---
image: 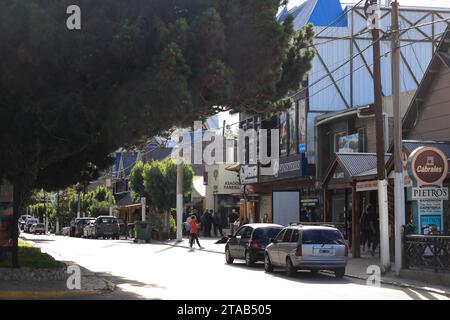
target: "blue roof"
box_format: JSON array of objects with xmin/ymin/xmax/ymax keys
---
[
  {"xmin": 278, "ymin": 0, "xmax": 348, "ymax": 29},
  {"xmin": 113, "ymin": 153, "xmax": 122, "ymax": 178},
  {"xmin": 122, "ymin": 153, "xmax": 138, "ymax": 177}
]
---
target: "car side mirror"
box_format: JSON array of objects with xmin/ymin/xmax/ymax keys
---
[{"xmin": 269, "ymin": 238, "xmax": 277, "ymax": 243}]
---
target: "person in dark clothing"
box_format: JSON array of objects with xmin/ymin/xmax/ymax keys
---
[
  {"xmin": 300, "ymin": 209, "xmax": 308, "ymax": 222},
  {"xmin": 360, "ymin": 204, "xmax": 373, "ymax": 253},
  {"xmin": 212, "ymin": 211, "xmax": 223, "ymax": 237},
  {"xmin": 203, "ymin": 210, "xmax": 213, "ymax": 237},
  {"xmin": 367, "ymin": 204, "xmax": 379, "ymax": 256}
]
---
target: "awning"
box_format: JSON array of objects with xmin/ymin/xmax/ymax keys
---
[{"xmin": 225, "ymin": 163, "xmax": 241, "ymax": 172}]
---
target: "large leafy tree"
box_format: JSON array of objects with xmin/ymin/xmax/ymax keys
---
[
  {"xmin": 130, "ymin": 160, "xmax": 193, "ymax": 235},
  {"xmin": 0, "ymin": 0, "xmax": 314, "ymax": 265}
]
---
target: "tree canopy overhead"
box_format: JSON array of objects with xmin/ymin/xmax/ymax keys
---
[{"xmin": 0, "ymin": 0, "xmax": 314, "ymax": 193}]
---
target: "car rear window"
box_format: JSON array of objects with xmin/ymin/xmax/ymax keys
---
[
  {"xmin": 302, "ymin": 229, "xmax": 345, "ymax": 245},
  {"xmin": 252, "ymin": 227, "xmax": 283, "ymax": 240},
  {"xmin": 98, "ymin": 218, "xmax": 117, "ymax": 224}
]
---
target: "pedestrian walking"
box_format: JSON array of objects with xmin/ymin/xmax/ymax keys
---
[
  {"xmin": 213, "ymin": 211, "xmax": 223, "ymax": 237},
  {"xmin": 189, "ymin": 215, "xmax": 203, "ymax": 250},
  {"xmin": 204, "ymin": 210, "xmax": 213, "ymax": 237}
]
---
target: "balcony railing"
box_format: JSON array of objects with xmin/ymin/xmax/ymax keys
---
[{"xmin": 404, "ymin": 234, "xmax": 450, "ymax": 273}]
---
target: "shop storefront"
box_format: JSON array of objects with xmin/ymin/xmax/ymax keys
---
[
  {"xmin": 205, "ymin": 164, "xmax": 241, "ymax": 225},
  {"xmin": 249, "ymin": 153, "xmax": 315, "ymax": 226}
]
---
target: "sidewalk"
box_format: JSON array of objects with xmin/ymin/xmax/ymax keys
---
[
  {"xmin": 0, "ymin": 265, "xmax": 115, "ymax": 299},
  {"xmin": 158, "ymin": 236, "xmax": 450, "ymax": 297}
]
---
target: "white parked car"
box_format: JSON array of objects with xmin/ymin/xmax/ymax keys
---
[
  {"xmin": 62, "ymin": 227, "xmax": 71, "ymax": 236},
  {"xmin": 83, "ymin": 221, "xmax": 96, "ymax": 239},
  {"xmin": 264, "ymin": 225, "xmax": 348, "ymax": 278}
]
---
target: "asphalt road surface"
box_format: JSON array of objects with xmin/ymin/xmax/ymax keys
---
[{"xmin": 21, "ymin": 233, "xmax": 448, "ymax": 300}]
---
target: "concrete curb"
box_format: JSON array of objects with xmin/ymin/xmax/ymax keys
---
[
  {"xmin": 0, "ymin": 290, "xmax": 100, "ymax": 299},
  {"xmin": 16, "ymin": 237, "xmax": 117, "ymax": 296},
  {"xmin": 332, "ymin": 272, "xmax": 450, "ymax": 298}
]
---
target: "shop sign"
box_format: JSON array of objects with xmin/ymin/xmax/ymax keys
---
[
  {"xmin": 407, "ymin": 147, "xmax": 449, "ymax": 234},
  {"xmin": 260, "ymin": 153, "xmax": 307, "ymax": 182},
  {"xmin": 224, "ymin": 181, "xmax": 240, "ymax": 190},
  {"xmin": 407, "ymin": 147, "xmax": 448, "ymax": 186},
  {"xmin": 411, "ymin": 187, "xmax": 448, "ymax": 201},
  {"xmin": 356, "ymin": 181, "xmax": 378, "ymax": 192},
  {"xmin": 240, "ymin": 165, "xmax": 258, "ymax": 185},
  {"xmin": 420, "ymin": 215, "xmax": 442, "ymax": 234}
]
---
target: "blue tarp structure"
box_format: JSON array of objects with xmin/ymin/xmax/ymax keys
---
[{"xmin": 277, "ymin": 0, "xmax": 348, "ymax": 29}]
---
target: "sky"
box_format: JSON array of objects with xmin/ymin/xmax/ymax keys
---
[{"xmin": 286, "ymin": 0, "xmax": 450, "ymax": 9}]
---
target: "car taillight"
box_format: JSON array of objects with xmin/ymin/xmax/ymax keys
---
[
  {"xmin": 296, "ymin": 244, "xmax": 302, "ymax": 256},
  {"xmin": 250, "ymin": 240, "xmax": 260, "ymax": 251},
  {"xmin": 345, "ymin": 244, "xmax": 349, "ymax": 257}
]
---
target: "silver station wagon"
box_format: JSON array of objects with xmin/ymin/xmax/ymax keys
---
[{"xmin": 264, "ymin": 225, "xmax": 348, "ymax": 278}]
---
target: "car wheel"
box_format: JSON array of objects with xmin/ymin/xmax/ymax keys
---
[
  {"xmin": 225, "ymin": 247, "xmax": 234, "ymax": 264},
  {"xmin": 264, "ymin": 254, "xmax": 273, "ymax": 273},
  {"xmin": 334, "ymin": 268, "xmax": 346, "ymax": 278},
  {"xmin": 286, "ymin": 257, "xmax": 296, "ymax": 277},
  {"xmin": 245, "ymin": 250, "xmax": 255, "ymax": 267}
]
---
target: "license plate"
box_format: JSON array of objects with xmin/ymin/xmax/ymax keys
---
[{"xmin": 319, "ymin": 249, "xmax": 330, "ymax": 254}]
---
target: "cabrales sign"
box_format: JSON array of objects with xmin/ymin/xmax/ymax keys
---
[{"xmin": 408, "ymin": 147, "xmax": 448, "ymax": 186}]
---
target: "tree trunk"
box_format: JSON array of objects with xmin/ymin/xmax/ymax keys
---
[
  {"xmin": 163, "ymin": 210, "xmax": 169, "ymax": 239},
  {"xmin": 12, "ymin": 178, "xmax": 34, "ymax": 268}
]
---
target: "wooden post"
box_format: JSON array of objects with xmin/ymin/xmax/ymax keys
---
[
  {"xmin": 323, "ymin": 189, "xmax": 328, "ymax": 222},
  {"xmin": 352, "ymin": 184, "xmax": 361, "ymax": 258}
]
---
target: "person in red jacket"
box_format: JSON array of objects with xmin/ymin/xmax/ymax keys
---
[{"xmin": 189, "ymin": 215, "xmax": 204, "ymax": 250}]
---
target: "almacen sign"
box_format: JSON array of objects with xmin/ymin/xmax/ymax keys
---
[{"xmin": 407, "ymin": 147, "xmax": 449, "ymax": 234}]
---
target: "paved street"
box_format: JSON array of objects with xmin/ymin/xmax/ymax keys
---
[{"xmin": 19, "ymin": 233, "xmax": 448, "ymax": 300}]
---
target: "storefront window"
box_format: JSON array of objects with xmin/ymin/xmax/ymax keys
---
[
  {"xmin": 279, "ymin": 112, "xmax": 288, "ymax": 156},
  {"xmin": 298, "ymin": 99, "xmax": 307, "ymax": 148},
  {"xmin": 289, "ymin": 105, "xmax": 297, "ymax": 155}
]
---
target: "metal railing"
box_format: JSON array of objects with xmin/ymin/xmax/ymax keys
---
[{"xmin": 404, "ymin": 234, "xmax": 450, "ymax": 273}]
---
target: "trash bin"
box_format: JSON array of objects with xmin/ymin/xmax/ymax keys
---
[{"xmin": 134, "ymin": 221, "xmax": 152, "ymax": 243}]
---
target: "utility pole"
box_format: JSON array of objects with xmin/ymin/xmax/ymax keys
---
[
  {"xmin": 176, "ymin": 161, "xmax": 184, "ymax": 242},
  {"xmin": 366, "ymin": 0, "xmax": 390, "ymax": 272},
  {"xmin": 107, "ymin": 168, "xmax": 113, "ymax": 217},
  {"xmin": 76, "ymin": 183, "xmax": 82, "ymax": 219},
  {"xmin": 391, "ymin": 0, "xmax": 405, "ymax": 276}
]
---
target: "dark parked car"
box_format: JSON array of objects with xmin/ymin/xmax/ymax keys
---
[
  {"xmin": 24, "ymin": 218, "xmax": 39, "ymax": 233},
  {"xmin": 94, "ymin": 216, "xmax": 120, "ymax": 240},
  {"xmin": 225, "ymin": 223, "xmax": 284, "ymax": 267}
]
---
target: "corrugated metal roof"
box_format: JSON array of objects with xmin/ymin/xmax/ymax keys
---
[
  {"xmin": 336, "ymin": 153, "xmax": 391, "ymax": 178},
  {"xmin": 284, "ymin": 0, "xmax": 348, "ymax": 29},
  {"xmin": 403, "ymin": 141, "xmax": 450, "ymax": 159},
  {"xmin": 114, "ymin": 192, "xmax": 135, "ymax": 207},
  {"xmin": 122, "ymin": 153, "xmax": 138, "ymax": 177},
  {"xmin": 147, "ymin": 148, "xmax": 173, "ymax": 163},
  {"xmin": 113, "ymin": 153, "xmax": 121, "ymax": 178}
]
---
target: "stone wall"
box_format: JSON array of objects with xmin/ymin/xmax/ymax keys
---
[{"xmin": 0, "ymin": 266, "xmax": 68, "ymax": 281}]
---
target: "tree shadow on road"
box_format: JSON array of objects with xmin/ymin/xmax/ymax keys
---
[{"xmin": 225, "ymin": 261, "xmax": 355, "ymax": 285}]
